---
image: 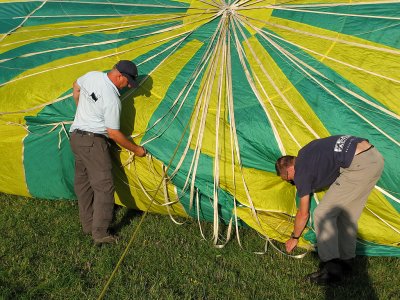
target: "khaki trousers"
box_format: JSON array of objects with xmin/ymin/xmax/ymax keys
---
[
  {"xmin": 314, "ymin": 147, "xmax": 384, "ymax": 262},
  {"xmin": 70, "ymin": 131, "xmax": 114, "ymax": 239}
]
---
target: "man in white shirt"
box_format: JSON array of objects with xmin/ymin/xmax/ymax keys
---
[{"xmin": 70, "ymin": 60, "xmax": 146, "ymax": 245}]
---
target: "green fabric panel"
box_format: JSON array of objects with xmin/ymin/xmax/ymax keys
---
[
  {"xmin": 0, "ymin": 2, "xmax": 42, "ymax": 34},
  {"xmin": 272, "ymin": 3, "xmax": 400, "ymax": 48},
  {"xmin": 355, "ymin": 241, "xmax": 400, "ymax": 257},
  {"xmin": 304, "ymin": 229, "xmax": 400, "ymax": 256},
  {"xmin": 255, "ymin": 31, "xmax": 400, "ymax": 212},
  {"xmin": 24, "ymin": 96, "xmax": 76, "ymax": 200},
  {"xmin": 23, "ymin": 1, "xmax": 189, "ymax": 26},
  {"xmin": 0, "ymin": 22, "xmax": 181, "ymax": 83},
  {"xmin": 230, "ymin": 41, "xmax": 281, "ymax": 173}
]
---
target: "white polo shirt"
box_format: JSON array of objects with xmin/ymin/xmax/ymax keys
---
[{"xmin": 70, "ymin": 71, "xmax": 121, "ymax": 135}]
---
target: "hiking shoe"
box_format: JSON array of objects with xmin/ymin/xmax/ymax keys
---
[{"xmin": 94, "ymin": 235, "xmax": 118, "ymax": 246}]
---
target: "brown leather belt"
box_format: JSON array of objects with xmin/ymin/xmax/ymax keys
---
[{"xmin": 74, "ymin": 129, "xmax": 107, "ymax": 139}]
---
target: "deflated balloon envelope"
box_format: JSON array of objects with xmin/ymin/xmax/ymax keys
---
[{"xmin": 0, "ymin": 0, "xmax": 399, "ymax": 256}]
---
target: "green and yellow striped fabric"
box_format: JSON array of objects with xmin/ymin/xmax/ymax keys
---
[{"xmin": 1, "ymin": 0, "xmax": 399, "ymax": 256}]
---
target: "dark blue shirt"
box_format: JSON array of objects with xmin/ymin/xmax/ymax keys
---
[{"xmin": 294, "ymin": 135, "xmax": 365, "ymax": 198}]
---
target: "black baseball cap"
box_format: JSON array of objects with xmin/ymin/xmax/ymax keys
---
[{"xmin": 115, "ymin": 60, "xmax": 138, "ymax": 87}]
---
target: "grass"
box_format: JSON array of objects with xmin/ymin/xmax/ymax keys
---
[{"xmin": 0, "ymin": 192, "xmax": 399, "ymax": 300}]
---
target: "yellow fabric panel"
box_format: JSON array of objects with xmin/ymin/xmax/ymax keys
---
[
  {"xmin": 0, "ymin": 121, "xmax": 30, "ymax": 196},
  {"xmin": 187, "ymin": 47, "xmax": 229, "ymax": 157},
  {"xmin": 122, "ymin": 40, "xmax": 203, "ymax": 141},
  {"xmin": 0, "ymin": 25, "xmax": 203, "ymax": 124},
  {"xmin": 244, "ymin": 36, "xmax": 330, "ymax": 154},
  {"xmin": 113, "ymin": 151, "xmax": 188, "ymax": 217},
  {"xmin": 268, "ymin": 16, "xmax": 400, "ymax": 115},
  {"xmin": 273, "ymin": 0, "xmax": 381, "ymax": 4},
  {"xmin": 236, "ymin": 207, "xmax": 314, "ymax": 250},
  {"xmin": 0, "ymin": 14, "xmax": 185, "ymax": 54},
  {"xmin": 222, "ymin": 168, "xmax": 297, "ymax": 215},
  {"xmin": 358, "ymin": 190, "xmax": 400, "ymax": 247},
  {"xmin": 235, "ymin": 1, "xmax": 274, "ymax": 36}
]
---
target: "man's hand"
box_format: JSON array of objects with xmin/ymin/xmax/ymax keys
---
[
  {"xmin": 107, "ymin": 128, "xmax": 147, "ymax": 158},
  {"xmin": 135, "ymin": 146, "xmax": 147, "ymax": 157},
  {"xmin": 285, "ymin": 238, "xmax": 299, "ymax": 253}
]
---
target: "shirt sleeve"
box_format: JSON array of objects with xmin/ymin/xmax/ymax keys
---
[{"xmin": 295, "ymin": 170, "xmax": 313, "ymax": 198}]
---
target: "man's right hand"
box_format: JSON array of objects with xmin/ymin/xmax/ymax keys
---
[
  {"xmin": 107, "ymin": 128, "xmax": 147, "ymax": 157},
  {"xmin": 135, "ymin": 146, "xmax": 147, "ymax": 157}
]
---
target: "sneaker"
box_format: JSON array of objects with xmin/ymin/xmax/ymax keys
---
[{"xmin": 94, "ymin": 235, "xmax": 118, "ymax": 246}]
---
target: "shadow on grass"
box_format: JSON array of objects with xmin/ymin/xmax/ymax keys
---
[
  {"xmin": 111, "ymin": 205, "xmax": 143, "ymax": 234},
  {"xmin": 324, "ymin": 256, "xmax": 377, "ymax": 299}
]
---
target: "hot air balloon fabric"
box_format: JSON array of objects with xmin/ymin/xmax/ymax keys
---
[{"xmin": 0, "ymin": 0, "xmax": 399, "ymax": 256}]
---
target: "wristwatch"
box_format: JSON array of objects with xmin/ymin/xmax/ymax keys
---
[{"xmin": 290, "ymin": 232, "xmax": 300, "ymax": 239}]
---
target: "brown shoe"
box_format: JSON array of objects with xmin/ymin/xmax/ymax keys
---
[{"xmin": 94, "ymin": 235, "xmax": 118, "ymax": 246}]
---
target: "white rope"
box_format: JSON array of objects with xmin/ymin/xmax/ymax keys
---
[
  {"xmin": 337, "ymin": 86, "xmax": 400, "ymax": 120},
  {"xmin": 241, "ymin": 5, "xmax": 400, "ymax": 21},
  {"xmin": 241, "ymin": 14, "xmax": 400, "ymax": 56},
  {"xmin": 132, "ymin": 11, "xmax": 228, "ymax": 144},
  {"xmin": 0, "ymin": 13, "xmax": 191, "ymax": 48},
  {"xmin": 232, "ymin": 16, "xmax": 312, "ymax": 146},
  {"xmin": 0, "ymin": 27, "xmax": 196, "ymax": 88},
  {"xmin": 242, "ymin": 19, "xmax": 400, "ymax": 122},
  {"xmin": 195, "ymin": 188, "xmax": 208, "ymax": 240},
  {"xmin": 162, "ymin": 165, "xmax": 186, "ymax": 225},
  {"xmin": 0, "ymin": 0, "xmax": 48, "ymax": 42},
  {"xmin": 365, "ymin": 206, "xmax": 400, "ymax": 235},
  {"xmin": 239, "ymin": 13, "xmax": 400, "ymax": 148},
  {"xmin": 251, "ymin": 26, "xmax": 400, "ymax": 85},
  {"xmin": 225, "ymin": 26, "xmax": 244, "ymax": 249},
  {"xmin": 236, "ymin": 16, "xmax": 320, "ymax": 140},
  {"xmin": 6, "ymin": 14, "xmax": 187, "ymax": 34},
  {"xmin": 375, "ymin": 186, "xmax": 400, "ymax": 204},
  {"xmin": 168, "ymin": 14, "xmax": 228, "ymax": 184},
  {"xmin": 276, "ymin": 1, "xmax": 400, "ymax": 8}
]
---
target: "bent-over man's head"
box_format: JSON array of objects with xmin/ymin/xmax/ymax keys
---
[{"xmin": 275, "ymin": 155, "xmax": 296, "ymax": 182}]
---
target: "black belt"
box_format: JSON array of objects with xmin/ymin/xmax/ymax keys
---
[
  {"xmin": 74, "ymin": 129, "xmax": 107, "ymax": 139},
  {"xmin": 356, "ymin": 145, "xmax": 374, "ymax": 156}
]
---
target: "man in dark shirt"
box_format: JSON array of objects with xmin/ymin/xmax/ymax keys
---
[{"xmin": 275, "ymin": 135, "xmax": 384, "ymax": 284}]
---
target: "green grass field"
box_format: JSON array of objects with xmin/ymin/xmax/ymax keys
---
[{"xmin": 1, "ymin": 193, "xmax": 399, "ymax": 300}]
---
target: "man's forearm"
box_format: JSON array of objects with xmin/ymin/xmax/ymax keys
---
[
  {"xmin": 292, "ymin": 211, "xmax": 309, "ymax": 238},
  {"xmin": 292, "ymin": 195, "xmax": 310, "ymax": 238},
  {"xmin": 107, "ymin": 129, "xmax": 145, "ymax": 156},
  {"xmin": 285, "ymin": 195, "xmax": 310, "ymax": 253}
]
